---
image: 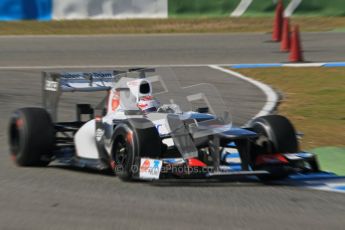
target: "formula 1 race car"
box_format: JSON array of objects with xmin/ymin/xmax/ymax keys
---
[{"xmin": 8, "ymin": 67, "xmax": 320, "ymax": 181}]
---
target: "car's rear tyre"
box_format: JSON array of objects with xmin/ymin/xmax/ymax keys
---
[
  {"xmin": 250, "ymin": 115, "xmax": 299, "ymax": 181},
  {"xmin": 8, "ymin": 108, "xmax": 55, "ymax": 166},
  {"xmin": 112, "ymin": 118, "xmax": 162, "ymax": 181}
]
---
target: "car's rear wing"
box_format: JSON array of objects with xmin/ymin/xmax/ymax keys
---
[
  {"xmin": 42, "ymin": 71, "xmax": 121, "ymax": 93},
  {"xmin": 42, "ymin": 68, "xmax": 156, "ymax": 121},
  {"xmin": 42, "ymin": 70, "xmax": 122, "ymax": 121}
]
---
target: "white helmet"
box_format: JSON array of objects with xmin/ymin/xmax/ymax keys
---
[{"xmin": 137, "ymin": 96, "xmax": 160, "ymax": 113}]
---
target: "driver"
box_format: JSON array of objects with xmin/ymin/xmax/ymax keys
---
[{"xmin": 137, "ymin": 96, "xmax": 160, "ymax": 113}]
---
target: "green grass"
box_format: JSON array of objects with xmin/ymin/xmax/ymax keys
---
[
  {"xmin": 311, "ymin": 147, "xmax": 345, "ymax": 175},
  {"xmin": 333, "ymin": 27, "xmax": 345, "ymax": 32},
  {"xmin": 232, "ymin": 67, "xmax": 345, "ymax": 150},
  {"xmin": 0, "ymin": 17, "xmax": 344, "ymax": 35}
]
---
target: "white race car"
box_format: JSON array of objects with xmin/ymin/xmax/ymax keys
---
[{"xmin": 8, "ymin": 67, "xmax": 320, "ymax": 181}]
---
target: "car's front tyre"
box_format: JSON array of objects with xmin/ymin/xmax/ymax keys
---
[
  {"xmin": 250, "ymin": 115, "xmax": 299, "ymax": 181},
  {"xmin": 111, "ymin": 118, "xmax": 162, "ymax": 181}
]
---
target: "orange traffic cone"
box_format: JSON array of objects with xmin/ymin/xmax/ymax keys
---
[
  {"xmin": 272, "ymin": 0, "xmax": 284, "ymax": 42},
  {"xmin": 281, "ymin": 18, "xmax": 291, "ymax": 52},
  {"xmin": 289, "ymin": 25, "xmax": 304, "ymax": 62}
]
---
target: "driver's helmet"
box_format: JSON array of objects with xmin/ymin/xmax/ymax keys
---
[{"xmin": 137, "ymin": 96, "xmax": 160, "ymax": 112}]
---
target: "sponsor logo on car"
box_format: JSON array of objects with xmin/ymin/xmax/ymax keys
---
[
  {"xmin": 95, "ymin": 128, "xmax": 104, "ymax": 141},
  {"xmin": 162, "ymin": 158, "xmax": 185, "ymax": 165},
  {"xmin": 154, "ymin": 119, "xmax": 170, "ymax": 135},
  {"xmin": 139, "ymin": 158, "xmax": 162, "ymax": 180},
  {"xmin": 45, "ymin": 80, "xmax": 58, "ymax": 91}
]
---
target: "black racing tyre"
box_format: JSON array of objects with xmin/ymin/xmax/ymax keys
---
[
  {"xmin": 8, "ymin": 108, "xmax": 55, "ymax": 166},
  {"xmin": 250, "ymin": 115, "xmax": 299, "ymax": 154},
  {"xmin": 250, "ymin": 115, "xmax": 299, "ymax": 180},
  {"xmin": 112, "ymin": 118, "xmax": 162, "ymax": 181}
]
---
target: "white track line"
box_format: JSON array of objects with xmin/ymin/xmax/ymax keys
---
[
  {"xmin": 0, "ymin": 63, "xmax": 236, "ymax": 70},
  {"xmin": 230, "ymin": 0, "xmax": 253, "ymax": 17},
  {"xmin": 283, "ymin": 63, "xmax": 326, "ymax": 67},
  {"xmin": 284, "ymin": 0, "xmax": 302, "ymax": 17},
  {"xmin": 208, "ymin": 65, "xmax": 278, "ymax": 123},
  {"xmin": 0, "ymin": 65, "xmax": 118, "ymax": 70},
  {"xmin": 1, "ymin": 62, "xmax": 340, "ymax": 70}
]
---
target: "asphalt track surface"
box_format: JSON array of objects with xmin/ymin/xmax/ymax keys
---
[
  {"xmin": 0, "ymin": 33, "xmax": 344, "ymax": 230},
  {"xmin": 0, "ymin": 32, "xmax": 345, "ymax": 67}
]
